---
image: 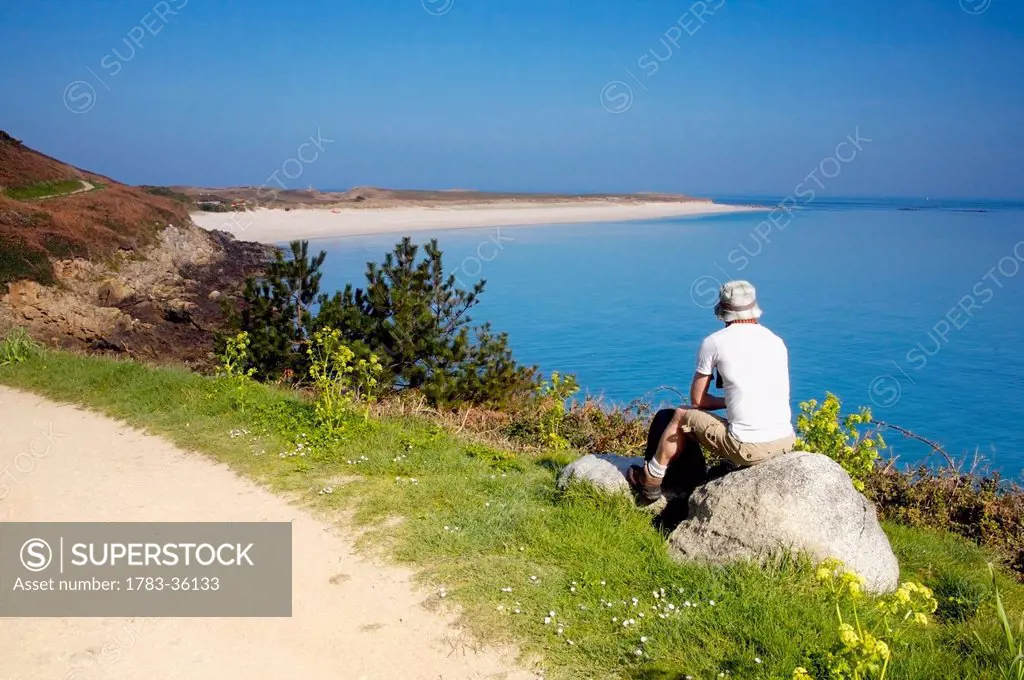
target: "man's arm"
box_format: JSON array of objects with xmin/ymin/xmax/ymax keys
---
[{"xmin": 690, "ymin": 372, "xmax": 726, "ymax": 411}]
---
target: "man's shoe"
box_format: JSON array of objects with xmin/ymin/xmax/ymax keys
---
[{"xmin": 626, "ymin": 464, "xmax": 663, "ymax": 503}]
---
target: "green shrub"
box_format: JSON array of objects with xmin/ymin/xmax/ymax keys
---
[
  {"xmin": 558, "ymin": 398, "xmax": 650, "ymax": 454},
  {"xmin": 195, "ymin": 201, "xmax": 232, "ymax": 212},
  {"xmin": 795, "ymin": 393, "xmax": 884, "ymax": 491},
  {"xmin": 536, "ymin": 371, "xmax": 578, "ymax": 449},
  {"xmin": 215, "ymin": 331, "xmax": 256, "ymax": 412},
  {"xmin": 0, "ymin": 327, "xmax": 42, "ymax": 365},
  {"xmin": 866, "ymin": 465, "xmax": 1024, "ymax": 580},
  {"xmin": 141, "ymin": 186, "xmax": 192, "ymax": 203},
  {"xmin": 502, "ymin": 375, "xmax": 649, "ymax": 453},
  {"xmin": 306, "ymin": 327, "xmax": 382, "ymax": 431},
  {"xmin": 216, "ymin": 331, "xmax": 256, "ymax": 379}
]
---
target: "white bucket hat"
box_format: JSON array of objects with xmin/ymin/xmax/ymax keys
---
[{"xmin": 714, "ymin": 280, "xmax": 763, "ymax": 322}]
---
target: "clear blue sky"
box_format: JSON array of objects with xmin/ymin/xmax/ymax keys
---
[{"xmin": 2, "ymin": 0, "xmax": 1022, "ymax": 198}]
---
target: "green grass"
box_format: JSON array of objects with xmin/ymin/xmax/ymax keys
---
[
  {"xmin": 1, "ymin": 348, "xmax": 1022, "ymax": 679},
  {"xmin": 3, "ymin": 179, "xmax": 84, "ymax": 200}
]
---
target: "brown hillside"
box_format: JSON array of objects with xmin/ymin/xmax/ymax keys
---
[
  {"xmin": 0, "ymin": 130, "xmax": 87, "ymax": 189},
  {"xmin": 0, "ymin": 131, "xmax": 192, "ymax": 285},
  {"xmin": 0, "ymin": 132, "xmax": 270, "ymax": 366}
]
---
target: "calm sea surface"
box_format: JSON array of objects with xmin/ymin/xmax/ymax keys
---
[{"xmin": 310, "ymin": 199, "xmax": 1024, "ymax": 477}]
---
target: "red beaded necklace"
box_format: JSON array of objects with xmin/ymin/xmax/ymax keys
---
[{"xmin": 726, "ymin": 319, "xmax": 759, "ymax": 326}]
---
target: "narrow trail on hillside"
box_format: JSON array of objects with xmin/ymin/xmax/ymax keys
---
[
  {"xmin": 30, "ymin": 179, "xmax": 95, "ymax": 200},
  {"xmin": 0, "ymin": 386, "xmax": 531, "ymax": 680}
]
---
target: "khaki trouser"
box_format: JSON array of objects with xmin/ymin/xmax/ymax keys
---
[{"xmin": 678, "ymin": 409, "xmax": 795, "ymax": 467}]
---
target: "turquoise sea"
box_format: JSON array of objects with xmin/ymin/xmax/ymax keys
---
[{"xmin": 312, "ymin": 199, "xmax": 1024, "ymax": 477}]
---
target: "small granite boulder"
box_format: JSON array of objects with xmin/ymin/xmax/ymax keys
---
[
  {"xmin": 556, "ymin": 453, "xmax": 640, "ymax": 495},
  {"xmin": 556, "ymin": 454, "xmax": 695, "ymax": 513},
  {"xmin": 666, "ymin": 452, "xmax": 899, "ymax": 593}
]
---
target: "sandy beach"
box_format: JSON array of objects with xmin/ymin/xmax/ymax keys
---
[{"xmin": 190, "ymin": 200, "xmax": 758, "ymax": 244}]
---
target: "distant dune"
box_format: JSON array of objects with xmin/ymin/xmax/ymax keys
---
[
  {"xmin": 191, "ymin": 200, "xmax": 759, "ymax": 244},
  {"xmin": 173, "ymin": 184, "xmax": 706, "ymax": 210},
  {"xmin": 182, "ymin": 184, "xmax": 761, "ymax": 243}
]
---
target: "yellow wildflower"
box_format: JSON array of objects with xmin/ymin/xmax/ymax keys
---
[
  {"xmin": 838, "ymin": 623, "xmax": 860, "ymax": 649},
  {"xmin": 841, "ymin": 572, "xmax": 865, "ymax": 598}
]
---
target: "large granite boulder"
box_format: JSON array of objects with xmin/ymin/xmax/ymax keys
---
[
  {"xmin": 558, "ymin": 451, "xmax": 899, "ymax": 594},
  {"xmin": 666, "ymin": 452, "xmax": 899, "ymax": 593}
]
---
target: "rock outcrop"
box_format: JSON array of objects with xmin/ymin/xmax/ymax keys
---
[{"xmin": 1, "ymin": 226, "xmax": 271, "ymax": 365}]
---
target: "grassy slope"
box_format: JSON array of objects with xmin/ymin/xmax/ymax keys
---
[
  {"xmin": 3, "ymin": 179, "xmax": 85, "ymax": 201},
  {"xmin": 1, "ymin": 350, "xmax": 1021, "ymax": 680}
]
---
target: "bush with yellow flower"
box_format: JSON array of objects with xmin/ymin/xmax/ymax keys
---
[{"xmin": 794, "ymin": 559, "xmax": 937, "ymax": 679}]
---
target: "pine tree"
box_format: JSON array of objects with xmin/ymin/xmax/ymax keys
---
[
  {"xmin": 232, "ymin": 240, "xmax": 325, "ymax": 378},
  {"xmin": 230, "ymin": 237, "xmax": 536, "ymax": 405},
  {"xmin": 317, "ymin": 237, "xmax": 537, "ymax": 405}
]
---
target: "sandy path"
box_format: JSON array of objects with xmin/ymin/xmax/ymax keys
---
[
  {"xmin": 0, "ymin": 386, "xmax": 532, "ymax": 680},
  {"xmin": 191, "ymin": 201, "xmax": 759, "ymax": 244}
]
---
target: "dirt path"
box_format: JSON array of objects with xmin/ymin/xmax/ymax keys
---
[
  {"xmin": 70, "ymin": 180, "xmax": 95, "ymax": 195},
  {"xmin": 0, "ymin": 386, "xmax": 532, "ymax": 680}
]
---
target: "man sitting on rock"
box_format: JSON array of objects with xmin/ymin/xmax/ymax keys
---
[{"xmin": 627, "ymin": 280, "xmax": 796, "ymax": 503}]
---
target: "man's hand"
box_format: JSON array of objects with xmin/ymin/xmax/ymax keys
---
[{"xmin": 689, "ymin": 372, "xmax": 726, "ymax": 411}]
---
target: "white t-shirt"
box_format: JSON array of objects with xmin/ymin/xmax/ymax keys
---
[{"xmin": 695, "ymin": 324, "xmax": 795, "ymax": 443}]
